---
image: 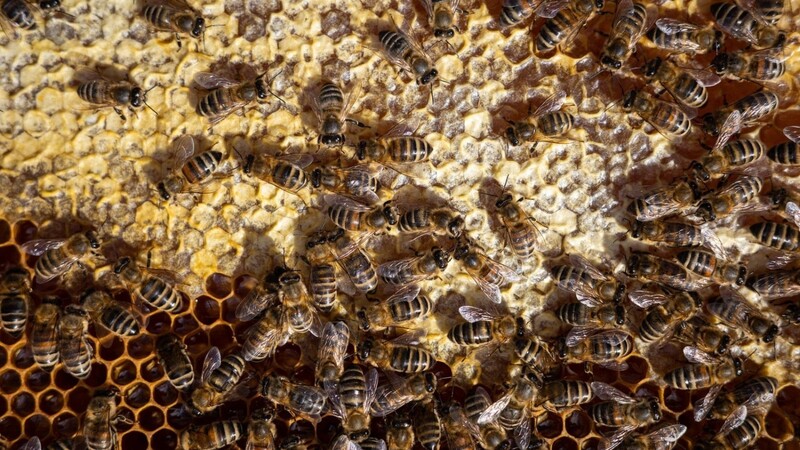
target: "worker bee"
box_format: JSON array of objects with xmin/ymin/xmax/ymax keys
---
[
  {"xmin": 0, "ymin": 266, "xmax": 30, "ymax": 338},
  {"xmin": 22, "ymin": 230, "xmax": 100, "ymax": 284},
  {"xmin": 242, "ymin": 152, "xmax": 313, "ymax": 196},
  {"xmin": 748, "ymin": 220, "xmax": 800, "ymax": 252},
  {"xmin": 397, "ymin": 207, "xmax": 465, "ymax": 239},
  {"xmin": 194, "ymin": 68, "xmax": 284, "ymax": 126},
  {"xmin": 188, "ymin": 347, "xmax": 247, "ymax": 415},
  {"xmin": 303, "ymin": 229, "xmax": 342, "ymax": 307},
  {"xmin": 155, "ymin": 135, "xmax": 224, "ymax": 201},
  {"xmin": 629, "ymin": 288, "xmax": 702, "ymax": 343},
  {"xmin": 378, "ymin": 246, "xmax": 451, "ymax": 285},
  {"xmin": 326, "ymin": 364, "xmax": 378, "ymax": 443},
  {"xmin": 260, "ymin": 374, "xmax": 328, "ymax": 421},
  {"xmin": 514, "ymin": 334, "xmax": 560, "ymax": 382},
  {"xmin": 702, "ymin": 90, "xmax": 779, "ymax": 136},
  {"xmin": 627, "ymin": 178, "xmax": 703, "ymax": 222},
  {"xmin": 663, "ymin": 346, "xmax": 743, "ymax": 393},
  {"xmin": 113, "ymin": 256, "xmax": 183, "ymax": 313},
  {"xmin": 696, "ymin": 376, "xmax": 778, "ymax": 422},
  {"xmin": 558, "ymin": 329, "xmax": 634, "ymax": 370},
  {"xmin": 647, "ymin": 18, "xmax": 724, "ymax": 55},
  {"xmin": 599, "ymin": 0, "xmax": 657, "ymax": 72},
  {"xmin": 453, "ymin": 236, "xmax": 521, "ymax": 304},
  {"xmin": 616, "ymin": 424, "xmax": 686, "ymax": 450},
  {"xmin": 588, "ymin": 384, "xmax": 662, "ymax": 450},
  {"xmin": 413, "ymin": 398, "xmax": 442, "ymax": 450},
  {"xmin": 324, "ymin": 194, "xmax": 399, "ymax": 234},
  {"xmin": 491, "ymin": 186, "xmax": 543, "ymax": 258},
  {"xmin": 313, "ymin": 81, "xmax": 368, "ymax": 147},
  {"xmin": 316, "ymin": 321, "xmax": 350, "ymax": 387},
  {"xmin": 31, "ymin": 298, "xmax": 60, "ymax": 372},
  {"xmin": 246, "ymin": 406, "xmax": 277, "ymax": 450},
  {"xmin": 272, "ymin": 268, "xmax": 319, "ymax": 336},
  {"xmin": 747, "ymin": 269, "xmax": 800, "ymax": 300},
  {"xmin": 322, "ymin": 230, "xmax": 379, "ymax": 294},
  {"xmin": 379, "ymin": 21, "xmax": 438, "ymax": 86},
  {"xmin": 504, "ymin": 91, "xmax": 576, "ymax": 153},
  {"xmin": 156, "ymin": 333, "xmax": 194, "ymax": 391},
  {"xmin": 356, "ymin": 132, "xmax": 434, "ymax": 165},
  {"xmin": 694, "ymin": 175, "xmax": 766, "ymax": 222},
  {"xmin": 630, "ymin": 219, "xmax": 726, "ymax": 258},
  {"xmin": 675, "ymin": 249, "xmax": 747, "ymax": 286},
  {"xmin": 550, "ymin": 254, "xmax": 626, "ymax": 305},
  {"xmin": 371, "ymin": 371, "xmax": 438, "ymax": 417},
  {"xmin": 644, "ymin": 57, "xmax": 721, "ymax": 109},
  {"xmin": 556, "ymin": 301, "xmax": 626, "ymax": 345},
  {"xmin": 621, "ymin": 89, "xmax": 693, "ymax": 137},
  {"xmin": 712, "ymin": 51, "xmax": 786, "ymax": 82},
  {"xmin": 478, "ymin": 373, "xmax": 538, "ymax": 433},
  {"xmin": 625, "ymin": 253, "xmax": 712, "ymax": 291},
  {"xmin": 672, "ymin": 317, "xmax": 732, "ymax": 355},
  {"xmin": 234, "ymin": 266, "xmax": 282, "ymax": 322},
  {"xmin": 178, "ymin": 420, "xmax": 246, "ymax": 450},
  {"xmin": 694, "ymin": 413, "xmax": 764, "ymax": 450},
  {"xmin": 386, "ymin": 411, "xmax": 415, "ymax": 450},
  {"xmin": 80, "ymin": 288, "xmax": 142, "ymax": 338},
  {"xmin": 691, "ymin": 112, "xmax": 764, "ymax": 182},
  {"xmin": 461, "ymin": 388, "xmax": 510, "ymax": 450},
  {"xmin": 422, "ymin": 0, "xmax": 460, "ymax": 41},
  {"xmin": 83, "ymin": 388, "xmax": 125, "ymax": 450},
  {"xmin": 766, "ymin": 126, "xmax": 800, "ymax": 165},
  {"xmin": 499, "ymin": 0, "xmax": 560, "ymax": 28},
  {"xmin": 74, "ymin": 68, "xmax": 156, "ymax": 122},
  {"xmin": 357, "ymin": 330, "xmax": 435, "ymax": 373},
  {"xmin": 443, "ymin": 405, "xmax": 479, "ymax": 450},
  {"xmin": 708, "ymin": 288, "xmax": 780, "ymax": 343},
  {"xmin": 535, "ymin": 0, "xmax": 605, "ymax": 54},
  {"xmin": 447, "ymin": 306, "xmax": 524, "ymax": 347},
  {"xmin": 711, "ymin": 2, "xmax": 786, "ymax": 48},
  {"xmin": 240, "ymin": 305, "xmax": 288, "ymax": 362},
  {"xmin": 310, "ymin": 165, "xmax": 381, "ymax": 205},
  {"xmin": 357, "ymin": 284, "xmax": 433, "ymax": 331},
  {"xmin": 140, "ymin": 0, "xmax": 204, "ymax": 49},
  {"xmin": 59, "ymin": 305, "xmax": 93, "ymax": 380}
]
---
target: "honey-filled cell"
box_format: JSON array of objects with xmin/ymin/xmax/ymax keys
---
[
  {"xmin": 0, "ymin": 416, "xmax": 22, "ymax": 441},
  {"xmin": 51, "ymin": 412, "xmax": 79, "ymax": 437},
  {"xmin": 1, "ymin": 369, "xmax": 22, "ymax": 394},
  {"xmin": 12, "ymin": 347, "xmax": 34, "ymax": 370},
  {"xmin": 65, "ymin": 386, "xmax": 91, "ymax": 413},
  {"xmin": 138, "ymin": 405, "xmax": 165, "ymax": 431},
  {"xmin": 0, "ymin": 220, "xmax": 11, "ymax": 244},
  {"xmin": 24, "ymin": 370, "xmax": 51, "ymax": 392},
  {"xmin": 173, "ymin": 312, "xmax": 201, "ymax": 335},
  {"xmin": 23, "ymin": 414, "xmax": 50, "ymax": 438},
  {"xmin": 553, "ymin": 436, "xmax": 579, "ymax": 450},
  {"xmin": 151, "ymin": 428, "xmax": 179, "ymax": 450},
  {"xmin": 205, "ymin": 273, "xmax": 232, "ymax": 299},
  {"xmin": 153, "ymin": 381, "xmax": 178, "ymax": 407},
  {"xmin": 111, "ymin": 359, "xmax": 137, "ymax": 385},
  {"xmin": 121, "ymin": 430, "xmax": 149, "ymax": 449},
  {"xmin": 12, "ymin": 221, "xmax": 36, "ymax": 247},
  {"xmin": 38, "ymin": 389, "xmax": 64, "ymax": 415},
  {"xmin": 125, "ymin": 382, "xmax": 152, "ymax": 409},
  {"xmin": 127, "ymin": 334, "xmax": 155, "ymax": 360},
  {"xmin": 99, "ymin": 336, "xmax": 126, "ymax": 361},
  {"xmin": 11, "ymin": 392, "xmax": 36, "ymax": 417}
]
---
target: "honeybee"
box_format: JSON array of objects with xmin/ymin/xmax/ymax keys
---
[
  {"xmin": 357, "ymin": 330, "xmax": 435, "ymax": 373},
  {"xmin": 357, "ymin": 284, "xmax": 433, "ymax": 331},
  {"xmin": 675, "ymin": 249, "xmax": 747, "ymax": 287},
  {"xmin": 0, "ymin": 0, "xmax": 40, "ymax": 39},
  {"xmin": 694, "ymin": 413, "xmax": 764, "ymax": 450},
  {"xmin": 663, "ymin": 346, "xmax": 743, "ymax": 393},
  {"xmin": 558, "ymin": 330, "xmax": 634, "ymax": 370},
  {"xmin": 694, "ymin": 175, "xmax": 766, "ymax": 222},
  {"xmin": 442, "ymin": 406, "xmax": 478, "ymax": 450},
  {"xmin": 550, "ymin": 254, "xmax": 626, "ymax": 305},
  {"xmin": 556, "ymin": 301, "xmax": 626, "ymax": 345},
  {"xmin": 534, "ymin": 0, "xmax": 605, "ymax": 54},
  {"xmin": 378, "ymin": 246, "xmax": 451, "ymax": 286},
  {"xmin": 630, "ymin": 219, "xmax": 726, "ymax": 257},
  {"xmin": 625, "ymin": 252, "xmax": 712, "ymax": 291},
  {"xmin": 453, "ymin": 236, "xmax": 521, "ymax": 304},
  {"xmin": 621, "ymin": 90, "xmax": 693, "ymax": 137},
  {"xmin": 83, "ymin": 388, "xmax": 124, "ymax": 450},
  {"xmin": 313, "ymin": 81, "xmax": 367, "ymax": 147},
  {"xmin": 31, "ymin": 298, "xmax": 60, "ymax": 372},
  {"xmin": 240, "ymin": 306, "xmax": 288, "ymax": 362},
  {"xmin": 696, "ymin": 376, "xmax": 778, "ymax": 422},
  {"xmin": 156, "ymin": 333, "xmax": 194, "ymax": 391},
  {"xmin": 234, "ymin": 267, "xmax": 282, "ymax": 322},
  {"xmin": 747, "ymin": 269, "xmax": 800, "ymax": 300},
  {"xmin": 492, "ymin": 187, "xmax": 543, "ymax": 258},
  {"xmin": 514, "ymin": 335, "xmax": 560, "ymax": 382},
  {"xmin": 748, "ymin": 220, "xmax": 800, "ymax": 252},
  {"xmin": 247, "ymin": 406, "xmax": 277, "ymax": 450},
  {"xmin": 478, "ymin": 373, "xmax": 538, "ymax": 432},
  {"xmin": 447, "ymin": 306, "xmax": 523, "ymax": 347},
  {"xmin": 326, "ymin": 364, "xmax": 378, "ymax": 443},
  {"xmin": 194, "ymin": 68, "xmax": 284, "ymax": 126},
  {"xmin": 701, "ymin": 91, "xmax": 779, "ymax": 136},
  {"xmin": 310, "ymin": 165, "xmax": 381, "ymax": 204},
  {"xmin": 629, "ymin": 288, "xmax": 702, "ymax": 343},
  {"xmin": 315, "ymin": 321, "xmax": 350, "ymax": 387},
  {"xmin": 22, "ymin": 231, "xmax": 100, "ymax": 283},
  {"xmin": 712, "ymin": 51, "xmax": 786, "ymax": 82},
  {"xmin": 386, "ymin": 411, "xmax": 415, "ymax": 450},
  {"xmin": 242, "ymin": 152, "xmax": 313, "ymax": 196},
  {"xmin": 691, "ymin": 114, "xmax": 763, "ymax": 183},
  {"xmin": 397, "ymin": 207, "xmax": 464, "ymax": 239},
  {"xmin": 80, "ymin": 288, "xmax": 142, "ymax": 338},
  {"xmin": 589, "ymin": 384, "xmax": 662, "ymax": 450},
  {"xmin": 113, "ymin": 256, "xmax": 183, "ymax": 313},
  {"xmin": 74, "ymin": 69, "xmax": 156, "ymax": 122},
  {"xmin": 711, "ymin": 1, "xmax": 785, "ymax": 48},
  {"xmin": 422, "ymin": 0, "xmax": 460, "ymax": 40},
  {"xmin": 644, "ymin": 57, "xmax": 720, "ymax": 109},
  {"xmin": 324, "ymin": 194, "xmax": 399, "ymax": 234},
  {"xmin": 140, "ymin": 0, "xmax": 204, "ymax": 49},
  {"xmin": 379, "ymin": 21, "xmax": 438, "ymax": 86},
  {"xmin": 647, "ymin": 18, "xmax": 723, "ymax": 55},
  {"xmin": 155, "ymin": 135, "xmax": 224, "ymax": 201},
  {"xmin": 188, "ymin": 347, "xmax": 247, "ymax": 415},
  {"xmin": 766, "ymin": 126, "xmax": 800, "ymax": 165},
  {"xmin": 627, "ymin": 178, "xmax": 703, "ymax": 222},
  {"xmin": 303, "ymin": 229, "xmax": 343, "ymax": 308},
  {"xmin": 414, "ymin": 399, "xmax": 442, "ymax": 450},
  {"xmin": 463, "ymin": 387, "xmax": 510, "ymax": 450},
  {"xmin": 178, "ymin": 420, "xmax": 246, "ymax": 450},
  {"xmin": 504, "ymin": 91, "xmax": 576, "ymax": 152},
  {"xmin": 371, "ymin": 371, "xmax": 438, "ymax": 417},
  {"xmin": 708, "ymin": 288, "xmax": 780, "ymax": 343},
  {"xmin": 0, "ymin": 267, "xmax": 30, "ymax": 338},
  {"xmin": 599, "ymin": 0, "xmax": 657, "ymax": 71},
  {"xmin": 672, "ymin": 318, "xmax": 732, "ymax": 355},
  {"xmin": 59, "ymin": 305, "xmax": 93, "ymax": 380},
  {"xmin": 321, "ymin": 230, "xmax": 379, "ymax": 294},
  {"xmin": 356, "ymin": 134, "xmax": 434, "ymax": 165},
  {"xmin": 499, "ymin": 0, "xmax": 554, "ymax": 27},
  {"xmin": 616, "ymin": 424, "xmax": 686, "ymax": 450},
  {"xmin": 260, "ymin": 374, "xmax": 328, "ymax": 421}
]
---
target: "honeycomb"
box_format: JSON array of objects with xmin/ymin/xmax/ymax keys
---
[{"xmin": 0, "ymin": 0, "xmax": 799, "ymax": 447}]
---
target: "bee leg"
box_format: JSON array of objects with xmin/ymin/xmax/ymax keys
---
[
  {"xmin": 583, "ymin": 361, "xmax": 594, "ymax": 375},
  {"xmin": 345, "ymin": 118, "xmax": 369, "ymax": 128},
  {"xmin": 114, "ymin": 107, "xmax": 126, "ymax": 122},
  {"xmin": 175, "ymin": 33, "xmax": 182, "ymax": 49}
]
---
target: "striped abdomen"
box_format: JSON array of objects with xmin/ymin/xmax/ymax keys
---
[
  {"xmin": 500, "ymin": 0, "xmax": 536, "ymax": 26},
  {"xmin": 609, "ymin": 2, "xmax": 648, "ymax": 40},
  {"xmin": 342, "ymin": 249, "xmax": 377, "ymax": 293},
  {"xmin": 339, "ymin": 363, "xmax": 367, "ymax": 412},
  {"xmin": 650, "ymin": 101, "xmax": 691, "ymax": 135},
  {"xmin": 664, "ymin": 364, "xmax": 712, "ymax": 389},
  {"xmin": 556, "ymin": 302, "xmax": 590, "ymax": 325},
  {"xmin": 733, "ymin": 376, "xmax": 778, "ymax": 404},
  {"xmin": 390, "ymin": 294, "xmax": 431, "ymax": 323},
  {"xmin": 60, "ymin": 333, "xmax": 92, "ymax": 379},
  {"xmin": 0, "ymin": 294, "xmax": 27, "ymax": 337},
  {"xmin": 77, "ymin": 80, "xmax": 112, "ymax": 105},
  {"xmin": 385, "ymin": 137, "xmax": 432, "ymax": 163},
  {"xmin": 196, "ymin": 88, "xmax": 237, "ymax": 118},
  {"xmin": 676, "ymin": 250, "xmax": 716, "ymax": 278},
  {"xmin": 749, "ymin": 56, "xmax": 785, "ymax": 80},
  {"xmin": 98, "ymin": 303, "xmax": 140, "ymax": 337},
  {"xmin": 542, "ymin": 380, "xmax": 593, "ymax": 407},
  {"xmin": 203, "ymin": 421, "xmax": 246, "ymax": 448},
  {"xmin": 271, "ymin": 161, "xmax": 308, "ymax": 192},
  {"xmin": 733, "ymin": 91, "xmax": 778, "ymax": 122},
  {"xmin": 723, "ymin": 415, "xmax": 761, "ymax": 449},
  {"xmin": 448, "ymin": 321, "xmax": 493, "ymax": 346},
  {"xmin": 209, "ymin": 354, "xmax": 246, "ymax": 393},
  {"xmin": 2, "ymin": 0, "xmax": 35, "ymax": 30},
  {"xmin": 32, "ymin": 305, "xmax": 59, "ymax": 372},
  {"xmin": 35, "ymin": 247, "xmax": 72, "ymax": 282},
  {"xmin": 767, "ymin": 142, "xmax": 798, "ymax": 165},
  {"xmin": 671, "ymin": 72, "xmax": 708, "ymax": 107},
  {"xmin": 379, "ymin": 30, "xmax": 413, "ymax": 65},
  {"xmin": 141, "ymin": 3, "xmax": 180, "ymax": 30},
  {"xmin": 552, "ymin": 266, "xmax": 597, "ymax": 294},
  {"xmin": 639, "ymin": 305, "xmax": 671, "ymax": 342},
  {"xmin": 647, "ymin": 27, "xmax": 692, "ymax": 52},
  {"xmin": 712, "ymin": 3, "xmax": 758, "ymax": 41},
  {"xmin": 538, "ymin": 112, "xmax": 574, "ymax": 136},
  {"xmin": 318, "ymin": 82, "xmax": 344, "ymax": 117},
  {"xmin": 181, "ymin": 150, "xmax": 223, "ymax": 185},
  {"xmin": 755, "ymin": 0, "xmax": 783, "ymax": 24},
  {"xmin": 589, "ymin": 332, "xmax": 633, "ymax": 361},
  {"xmin": 722, "ymin": 139, "xmax": 764, "ymax": 166},
  {"xmin": 137, "ymin": 275, "xmax": 182, "ymax": 312},
  {"xmin": 398, "ymin": 209, "xmax": 431, "ymax": 233},
  {"xmin": 310, "ymin": 264, "xmax": 337, "ymax": 313},
  {"xmin": 391, "ymin": 345, "xmax": 434, "ymax": 373},
  {"xmin": 535, "ymin": 4, "xmax": 585, "ymax": 53},
  {"xmin": 84, "ymin": 421, "xmax": 115, "ymax": 450}
]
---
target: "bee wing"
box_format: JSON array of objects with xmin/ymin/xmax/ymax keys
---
[
  {"xmin": 568, "ymin": 254, "xmax": 608, "ymax": 280},
  {"xmin": 392, "ymin": 328, "xmax": 427, "ymax": 345},
  {"xmin": 171, "ymin": 135, "xmax": 197, "ymax": 169},
  {"xmin": 683, "ymin": 346, "xmax": 716, "ymax": 364},
  {"xmin": 598, "ymin": 359, "xmax": 629, "ymax": 371},
  {"xmin": 477, "ymin": 390, "xmax": 513, "ymax": 425},
  {"xmin": 628, "ymin": 289, "xmax": 668, "ymax": 308},
  {"xmin": 317, "ymin": 321, "xmax": 350, "ymax": 370},
  {"xmin": 610, "ymin": 0, "xmax": 634, "ymax": 32},
  {"xmin": 330, "ymin": 435, "xmax": 360, "ymax": 450},
  {"xmin": 640, "ymin": 3, "xmax": 659, "ymax": 39},
  {"xmin": 692, "ymin": 384, "xmax": 723, "ymax": 422},
  {"xmin": 700, "ymin": 225, "xmax": 728, "ymax": 259},
  {"xmin": 323, "ymin": 379, "xmax": 347, "ymax": 419},
  {"xmin": 470, "ymin": 273, "xmax": 503, "ymax": 304},
  {"xmin": 718, "ymin": 287, "xmax": 757, "ymax": 323},
  {"xmin": 236, "ymin": 286, "xmax": 279, "ymax": 322},
  {"xmin": 23, "ymin": 437, "xmax": 41, "ymax": 450},
  {"xmin": 598, "ymin": 425, "xmax": 636, "ymax": 450},
  {"xmin": 783, "ymin": 125, "xmax": 800, "ymax": 144},
  {"xmin": 743, "ymin": 391, "xmax": 775, "ymax": 411},
  {"xmin": 656, "ymin": 18, "xmax": 698, "ymax": 34},
  {"xmin": 565, "ymin": 326, "xmax": 595, "ymax": 347},
  {"xmin": 378, "ymin": 257, "xmax": 427, "ymax": 284},
  {"xmin": 649, "ymin": 424, "xmax": 687, "ymax": 447},
  {"xmin": 21, "ymin": 238, "xmax": 67, "ymax": 256},
  {"xmin": 717, "ymin": 404, "xmax": 748, "ymax": 438},
  {"xmin": 458, "ymin": 305, "xmax": 497, "ymax": 322},
  {"xmin": 684, "ymin": 68, "xmax": 722, "ymax": 88},
  {"xmin": 713, "ymin": 110, "xmax": 743, "ymax": 151},
  {"xmin": 590, "ymin": 382, "xmax": 635, "ymax": 403},
  {"xmin": 276, "ymin": 153, "xmax": 314, "ymax": 169},
  {"xmin": 449, "ymin": 405, "xmax": 481, "ymax": 440},
  {"xmin": 532, "ymin": 91, "xmax": 567, "ymax": 118},
  {"xmin": 194, "ymin": 71, "xmax": 241, "ymax": 90},
  {"xmin": 363, "ymin": 368, "xmax": 379, "ymax": 411},
  {"xmin": 535, "ymin": 0, "xmax": 569, "ymax": 19},
  {"xmin": 323, "ymin": 194, "xmax": 373, "ymax": 213},
  {"xmin": 513, "ymin": 416, "xmax": 532, "ymax": 450},
  {"xmin": 200, "ymin": 346, "xmax": 222, "ymax": 383},
  {"xmin": 785, "ymin": 202, "xmax": 800, "ymax": 228},
  {"xmin": 765, "ymin": 255, "xmax": 796, "ymax": 271}
]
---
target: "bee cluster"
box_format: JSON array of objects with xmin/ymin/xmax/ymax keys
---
[{"xmin": 1, "ymin": 0, "xmax": 800, "ymax": 448}]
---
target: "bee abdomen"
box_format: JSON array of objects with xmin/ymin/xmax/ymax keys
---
[
  {"xmin": 723, "ymin": 139, "xmax": 764, "ymax": 166},
  {"xmin": 535, "ymin": 9, "xmax": 576, "ymax": 53},
  {"xmin": 673, "ymin": 74, "xmax": 708, "ymax": 107},
  {"xmin": 63, "ymin": 342, "xmax": 93, "ymax": 379},
  {"xmin": 712, "ymin": 3, "xmax": 757, "ymax": 38},
  {"xmin": 138, "ymin": 276, "xmax": 182, "ymax": 312},
  {"xmin": 141, "ymin": 3, "xmax": 173, "ymax": 29},
  {"xmin": 556, "ymin": 302, "xmax": 586, "ymax": 325},
  {"xmin": 538, "ymin": 112, "xmax": 575, "ymax": 136},
  {"xmin": 767, "ymin": 142, "xmax": 798, "ymax": 165},
  {"xmin": 2, "ymin": 0, "xmax": 36, "ymax": 29},
  {"xmin": 447, "ymin": 321, "xmax": 493, "ymax": 346},
  {"xmin": 398, "ymin": 209, "xmax": 430, "ymax": 233},
  {"xmin": 508, "ymin": 223, "xmax": 537, "ymax": 257},
  {"xmin": 100, "ymin": 304, "xmax": 140, "ymax": 337},
  {"xmin": 652, "ymin": 102, "xmax": 691, "ymax": 135},
  {"xmin": 339, "ymin": 364, "xmax": 367, "ymax": 410},
  {"xmin": 391, "ymin": 346, "xmax": 434, "ymax": 372},
  {"xmin": 545, "ymin": 380, "xmax": 593, "ymax": 407},
  {"xmin": 639, "ymin": 307, "xmax": 670, "ymax": 342},
  {"xmin": 318, "ymin": 82, "xmax": 344, "ymax": 115},
  {"xmin": 664, "ymin": 365, "xmax": 711, "ymax": 389},
  {"xmin": 310, "ymin": 264, "xmax": 337, "ymax": 313},
  {"xmin": 196, "ymin": 88, "xmax": 233, "ymax": 117},
  {"xmin": 750, "ymin": 221, "xmax": 800, "ymax": 251},
  {"xmin": 271, "ymin": 162, "xmax": 308, "ymax": 191},
  {"xmin": 208, "ymin": 420, "xmax": 246, "ymax": 448},
  {"xmin": 390, "ymin": 294, "xmax": 431, "ymax": 323},
  {"xmin": 78, "ymin": 80, "xmax": 110, "ymax": 105},
  {"xmin": 209, "ymin": 354, "xmax": 246, "ymax": 393},
  {"xmin": 35, "ymin": 248, "xmax": 68, "ymax": 281},
  {"xmin": 0, "ymin": 295, "xmax": 27, "ymax": 337},
  {"xmin": 386, "ymin": 137, "xmax": 432, "ymax": 163},
  {"xmin": 343, "ymin": 251, "xmax": 377, "ymax": 293},
  {"xmin": 588, "ymin": 402, "xmax": 621, "ymax": 426},
  {"xmin": 724, "ymin": 415, "xmax": 761, "ymax": 448},
  {"xmin": 181, "ymin": 150, "xmax": 223, "ymax": 184},
  {"xmin": 379, "ymin": 31, "xmax": 411, "ymax": 60},
  {"xmin": 500, "ymin": 0, "xmax": 531, "ymax": 26}
]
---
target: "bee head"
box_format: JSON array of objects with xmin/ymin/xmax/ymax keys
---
[
  {"xmin": 252, "ymin": 406, "xmax": 275, "ymax": 422},
  {"xmin": 432, "ymin": 247, "xmax": 451, "ymax": 269},
  {"xmin": 696, "ymin": 200, "xmax": 715, "ymax": 222},
  {"xmin": 625, "ymin": 254, "xmax": 640, "ymax": 277},
  {"xmin": 38, "ymin": 0, "xmax": 60, "ymax": 9},
  {"xmin": 84, "ymin": 230, "xmax": 100, "ymax": 249},
  {"xmin": 711, "ymin": 53, "xmax": 729, "ymax": 74},
  {"xmin": 448, "ymin": 216, "xmax": 465, "ymax": 238},
  {"xmin": 418, "ymin": 69, "xmax": 439, "ymax": 86},
  {"xmin": 716, "ymin": 334, "xmax": 731, "ymax": 355},
  {"xmin": 688, "ymin": 180, "xmax": 702, "ymax": 200},
  {"xmin": 357, "ymin": 339, "xmax": 373, "ymax": 360},
  {"xmin": 113, "ymin": 257, "xmax": 132, "ymax": 274},
  {"xmin": 601, "ymin": 55, "xmax": 623, "ymax": 70},
  {"xmin": 356, "ymin": 309, "xmax": 370, "ymax": 331},
  {"xmin": 763, "ymin": 324, "xmax": 779, "ymax": 343},
  {"xmin": 389, "ymin": 414, "xmax": 412, "ymax": 429},
  {"xmin": 732, "ymin": 357, "xmax": 744, "ymax": 376},
  {"xmin": 713, "ymin": 30, "xmax": 724, "ymax": 53},
  {"xmin": 349, "ymin": 429, "xmax": 370, "ymax": 442},
  {"xmin": 614, "ymin": 304, "xmax": 626, "ymax": 325},
  {"xmin": 630, "ymin": 220, "xmax": 644, "ymax": 239},
  {"xmin": 434, "ymin": 29, "xmax": 455, "ymax": 39},
  {"xmin": 310, "ymin": 168, "xmax": 322, "ymax": 188},
  {"xmin": 243, "ymin": 154, "xmax": 255, "ymax": 175},
  {"xmin": 279, "ymin": 270, "xmax": 301, "ymax": 287},
  {"xmin": 649, "ymin": 399, "xmax": 662, "ymax": 420},
  {"xmin": 689, "ymin": 161, "xmax": 710, "ymax": 182},
  {"xmin": 191, "ymin": 17, "xmax": 206, "ymax": 38},
  {"xmin": 156, "ymin": 182, "xmax": 171, "ymax": 201},
  {"xmin": 130, "ymin": 87, "xmax": 144, "ymax": 107},
  {"xmin": 702, "ymin": 114, "xmax": 720, "ymax": 136},
  {"xmin": 320, "ymin": 134, "xmax": 345, "ymax": 146},
  {"xmin": 770, "ymin": 188, "xmax": 787, "ymax": 206},
  {"xmin": 612, "ymin": 284, "xmax": 626, "ymax": 303},
  {"xmin": 594, "ymin": 0, "xmax": 604, "ymax": 8},
  {"xmin": 423, "ymin": 372, "xmax": 437, "ymax": 392},
  {"xmin": 382, "ymin": 201, "xmax": 399, "ymax": 226},
  {"xmin": 735, "ymin": 265, "xmax": 748, "ymax": 286},
  {"xmin": 622, "ymin": 91, "xmax": 637, "ymax": 110},
  {"xmin": 643, "ymin": 58, "xmax": 661, "ymax": 79},
  {"xmin": 505, "ymin": 126, "xmax": 520, "ymax": 146}
]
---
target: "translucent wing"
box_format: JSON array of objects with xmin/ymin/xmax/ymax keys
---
[
  {"xmin": 683, "ymin": 346, "xmax": 716, "ymax": 364},
  {"xmin": 765, "ymin": 254, "xmax": 796, "ymax": 271},
  {"xmin": 171, "ymin": 135, "xmax": 197, "ymax": 169},
  {"xmin": 700, "ymin": 225, "xmax": 728, "ymax": 259},
  {"xmin": 23, "ymin": 437, "xmax": 41, "ymax": 450},
  {"xmin": 785, "ymin": 202, "xmax": 800, "ymax": 228},
  {"xmin": 379, "ymin": 24, "xmax": 416, "ymax": 74},
  {"xmin": 392, "ymin": 328, "xmax": 427, "ymax": 345},
  {"xmin": 236, "ymin": 286, "xmax": 279, "ymax": 321},
  {"xmin": 740, "ymin": 95, "xmax": 777, "ymax": 124},
  {"xmin": 514, "ymin": 416, "xmax": 532, "ymax": 450},
  {"xmin": 201, "ymin": 346, "xmax": 222, "ymax": 383},
  {"xmin": 648, "ymin": 424, "xmax": 687, "ymax": 450},
  {"xmin": 628, "ymin": 289, "xmax": 668, "ymax": 309},
  {"xmin": 458, "ymin": 305, "xmax": 498, "ymax": 322},
  {"xmin": 21, "ymin": 238, "xmax": 66, "ymax": 256},
  {"xmin": 363, "ymin": 368, "xmax": 379, "ymax": 411},
  {"xmin": 420, "ymin": 0, "xmax": 434, "ymax": 25},
  {"xmin": 713, "ymin": 110, "xmax": 742, "ymax": 151},
  {"xmin": 599, "ymin": 425, "xmax": 636, "ymax": 450},
  {"xmin": 640, "ymin": 4, "xmax": 659, "ymax": 40},
  {"xmin": 316, "ymin": 321, "xmax": 350, "ymax": 372},
  {"xmin": 324, "ymin": 379, "xmax": 347, "ymax": 419},
  {"xmin": 598, "ymin": 360, "xmax": 629, "ymax": 371},
  {"xmin": 566, "ymin": 325, "xmax": 596, "ymax": 347},
  {"xmin": 611, "ymin": 0, "xmax": 634, "ymax": 32},
  {"xmin": 386, "ymin": 284, "xmax": 422, "ymax": 306},
  {"xmin": 656, "ymin": 18, "xmax": 699, "ymax": 34},
  {"xmin": 378, "ymin": 257, "xmax": 427, "ymax": 284},
  {"xmin": 471, "ymin": 275, "xmax": 503, "ymax": 304},
  {"xmin": 536, "ymin": 0, "xmax": 569, "ymax": 19},
  {"xmin": 576, "ymin": 292, "xmax": 603, "ymax": 308},
  {"xmin": 478, "ymin": 390, "xmax": 513, "ymax": 425},
  {"xmin": 717, "ymin": 404, "xmax": 748, "ymax": 438},
  {"xmin": 276, "ymin": 153, "xmax": 314, "ymax": 169},
  {"xmin": 783, "ymin": 125, "xmax": 800, "ymax": 144},
  {"xmin": 685, "ymin": 68, "xmax": 722, "ymax": 88},
  {"xmin": 591, "ymin": 382, "xmax": 635, "ymax": 403},
  {"xmin": 693, "ymin": 384, "xmax": 723, "ymax": 421},
  {"xmin": 569, "ymin": 254, "xmax": 607, "ymax": 280},
  {"xmin": 194, "ymin": 71, "xmax": 241, "ymax": 90},
  {"xmin": 330, "ymin": 435, "xmax": 361, "ymax": 450},
  {"xmin": 324, "ymin": 194, "xmax": 373, "ymax": 213},
  {"xmin": 532, "ymin": 91, "xmax": 567, "ymax": 118}
]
